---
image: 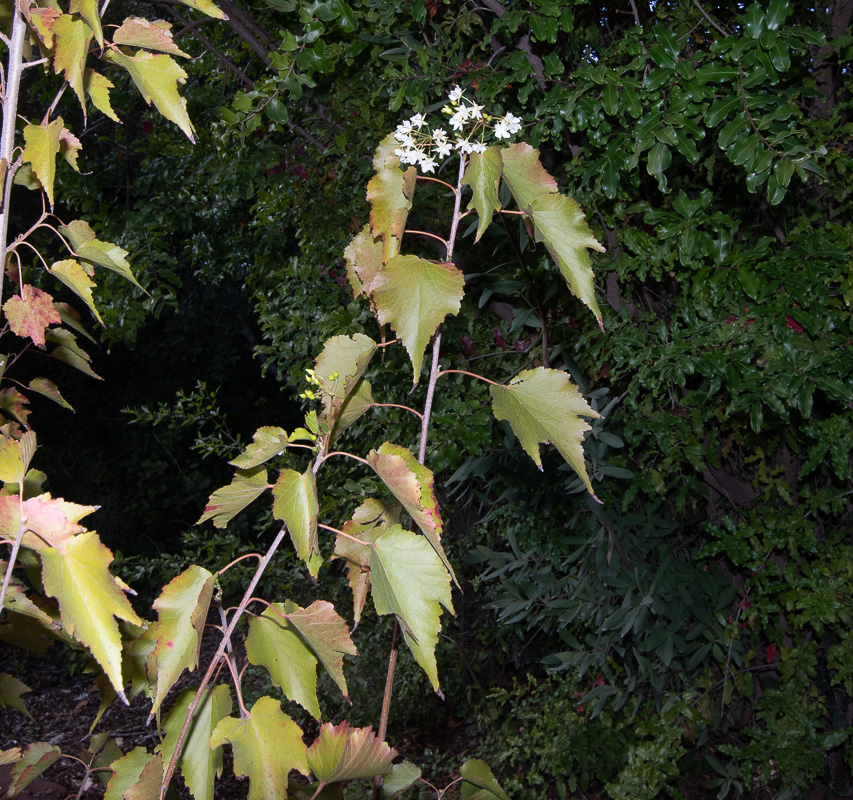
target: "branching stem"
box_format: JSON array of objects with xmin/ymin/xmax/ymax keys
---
[
  {"xmin": 217, "ymin": 552, "xmax": 262, "ymax": 576},
  {"xmin": 438, "ymin": 368, "xmax": 499, "ymax": 386}
]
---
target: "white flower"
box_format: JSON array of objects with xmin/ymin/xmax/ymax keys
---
[
  {"xmin": 493, "ymin": 120, "xmax": 511, "ymax": 139},
  {"xmin": 449, "ymin": 85, "xmax": 463, "ymax": 102},
  {"xmin": 396, "ymin": 120, "xmax": 412, "ymax": 135},
  {"xmin": 504, "ymin": 112, "xmax": 522, "ymax": 134},
  {"xmin": 433, "ymin": 127, "xmax": 447, "ymax": 141},
  {"xmin": 395, "ymin": 132, "xmax": 414, "ymax": 148},
  {"xmin": 449, "ymin": 108, "xmax": 470, "ymax": 130},
  {"xmin": 435, "ymin": 140, "xmax": 454, "ymax": 158},
  {"xmin": 456, "ymin": 138, "xmax": 474, "ymax": 154},
  {"xmin": 471, "ymin": 142, "xmax": 487, "ymax": 154},
  {"xmin": 410, "ymin": 113, "xmax": 426, "ymax": 128},
  {"xmin": 419, "ymin": 155, "xmax": 438, "ymax": 173},
  {"xmin": 399, "ymin": 148, "xmax": 423, "ymax": 165},
  {"xmin": 467, "ymin": 101, "xmax": 484, "ymax": 120}
]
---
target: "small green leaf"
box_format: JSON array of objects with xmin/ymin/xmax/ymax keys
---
[
  {"xmin": 229, "ymin": 427, "xmax": 289, "ymax": 469},
  {"xmin": 737, "ymin": 267, "xmax": 760, "ymax": 300},
  {"xmin": 460, "ymin": 759, "xmax": 510, "ymax": 800},
  {"xmin": 0, "ymin": 672, "xmax": 32, "ymax": 717},
  {"xmin": 197, "ymin": 466, "xmax": 269, "ymax": 528},
  {"xmin": 461, "ymin": 147, "xmax": 503, "ymax": 242},
  {"xmin": 22, "ymin": 119, "xmax": 63, "ymax": 206},
  {"xmin": 272, "ymin": 468, "xmax": 320, "ymax": 574},
  {"xmin": 380, "ymin": 761, "xmax": 422, "ymax": 799},
  {"xmin": 105, "ymin": 747, "xmax": 163, "ymax": 800}
]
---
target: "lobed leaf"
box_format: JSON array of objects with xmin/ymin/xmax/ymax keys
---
[
  {"xmin": 59, "ymin": 220, "xmax": 141, "ymax": 288},
  {"xmin": 366, "ymin": 134, "xmax": 416, "ymax": 262},
  {"xmin": 48, "ymin": 260, "xmax": 103, "ymax": 324},
  {"xmin": 0, "ymin": 430, "xmax": 37, "ymax": 484},
  {"xmin": 343, "ymin": 224, "xmax": 383, "ymax": 297},
  {"xmin": 229, "ymin": 426, "xmax": 289, "ymax": 469},
  {"xmin": 197, "ymin": 466, "xmax": 269, "ymax": 528},
  {"xmin": 307, "ymin": 721, "xmax": 395, "ymax": 784},
  {"xmin": 3, "ymin": 742, "xmax": 61, "ymax": 798},
  {"xmin": 314, "ymin": 333, "xmax": 377, "ymax": 436},
  {"xmin": 499, "ymin": 141, "xmax": 558, "ymax": 212},
  {"xmin": 0, "ymin": 672, "xmax": 32, "ymax": 717},
  {"xmin": 104, "ymin": 747, "xmax": 163, "ymax": 800},
  {"xmin": 28, "ymin": 378, "xmax": 73, "ymax": 410},
  {"xmin": 53, "ymin": 14, "xmax": 92, "ymax": 116},
  {"xmin": 113, "ymin": 18, "xmax": 189, "ymax": 57},
  {"xmin": 3, "ymin": 285, "xmax": 62, "ymax": 348},
  {"xmin": 22, "ymin": 119, "xmax": 63, "ymax": 206},
  {"xmin": 84, "ymin": 70, "xmax": 119, "ymax": 121},
  {"xmin": 461, "ymin": 147, "xmax": 503, "ymax": 241},
  {"xmin": 272, "ymin": 468, "xmax": 320, "ymax": 575}
]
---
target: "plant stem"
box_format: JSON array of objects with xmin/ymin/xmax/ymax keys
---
[
  {"xmin": 0, "ymin": 486, "xmax": 27, "ymax": 619},
  {"xmin": 158, "ymin": 525, "xmax": 288, "ymax": 800},
  {"xmin": 437, "ymin": 368, "xmax": 499, "ymax": 386}
]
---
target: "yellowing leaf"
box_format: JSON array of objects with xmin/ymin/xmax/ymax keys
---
[
  {"xmin": 367, "ymin": 443, "xmax": 455, "ymax": 584},
  {"xmin": 69, "ymin": 0, "xmax": 103, "ymax": 47},
  {"xmin": 60, "ymin": 219, "xmax": 141, "ymax": 288},
  {"xmin": 103, "ymin": 50, "xmax": 195, "ymax": 142},
  {"xmin": 371, "ymin": 255, "xmax": 464, "ymax": 382},
  {"xmin": 461, "ymin": 147, "xmax": 503, "ymax": 242},
  {"xmin": 3, "ymin": 743, "xmax": 61, "ymax": 798},
  {"xmin": 369, "ymin": 526, "xmax": 454, "ymax": 693},
  {"xmin": 0, "ymin": 672, "xmax": 32, "ymax": 716},
  {"xmin": 113, "ymin": 18, "xmax": 189, "ymax": 57},
  {"xmin": 0, "ymin": 565, "xmax": 57, "ymax": 629},
  {"xmin": 104, "ymin": 747, "xmax": 163, "ymax": 800},
  {"xmin": 489, "ymin": 368, "xmax": 600, "ymax": 495},
  {"xmin": 460, "ymin": 759, "xmax": 511, "ymax": 800},
  {"xmin": 197, "ymin": 466, "xmax": 269, "ymax": 528},
  {"xmin": 367, "ymin": 134, "xmax": 416, "ymax": 262},
  {"xmin": 146, "ymin": 565, "xmax": 215, "ymax": 717},
  {"xmin": 53, "ymin": 14, "xmax": 92, "ymax": 115},
  {"xmin": 529, "ymin": 193, "xmax": 604, "ymax": 325},
  {"xmin": 329, "ymin": 379, "xmax": 373, "ymax": 444},
  {"xmin": 332, "ymin": 499, "xmax": 398, "ymax": 624},
  {"xmin": 85, "ymin": 69, "xmax": 119, "ymax": 121},
  {"xmin": 343, "ymin": 224, "xmax": 383, "ymax": 297},
  {"xmin": 159, "ymin": 685, "xmax": 232, "ymax": 800},
  {"xmin": 272, "ymin": 468, "xmax": 319, "ymax": 575},
  {"xmin": 58, "ymin": 126, "xmax": 82, "ymax": 171},
  {"xmin": 48, "ymin": 259, "xmax": 102, "ymax": 324},
  {"xmin": 499, "ymin": 141, "xmax": 558, "ymax": 213},
  {"xmin": 22, "ymin": 119, "xmax": 63, "ymax": 206},
  {"xmin": 28, "ymin": 377, "xmax": 73, "ymax": 410},
  {"xmin": 307, "ymin": 721, "xmax": 395, "ymax": 784},
  {"xmin": 0, "ymin": 430, "xmax": 36, "ymax": 484},
  {"xmin": 41, "ymin": 531, "xmax": 144, "ymax": 694},
  {"xmin": 314, "ymin": 333, "xmax": 376, "ymax": 435},
  {"xmin": 26, "ymin": 6, "xmax": 61, "ymax": 48},
  {"xmin": 0, "ymin": 492, "xmax": 94, "ymax": 550},
  {"xmin": 3, "ymin": 284, "xmax": 62, "ymax": 347},
  {"xmin": 210, "ymin": 696, "xmax": 309, "ymax": 800},
  {"xmin": 176, "ymin": 0, "xmax": 227, "ymax": 19},
  {"xmin": 230, "ymin": 426, "xmax": 289, "ymax": 469},
  {"xmin": 0, "ymin": 387, "xmax": 30, "ymax": 427},
  {"xmin": 46, "ymin": 327, "xmax": 101, "ymax": 379}
]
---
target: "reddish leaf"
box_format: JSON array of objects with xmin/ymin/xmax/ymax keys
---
[
  {"xmin": 786, "ymin": 315, "xmax": 803, "ymax": 333},
  {"xmin": 765, "ymin": 642, "xmax": 777, "ymax": 664},
  {"xmin": 3, "ymin": 285, "xmax": 61, "ymax": 347}
]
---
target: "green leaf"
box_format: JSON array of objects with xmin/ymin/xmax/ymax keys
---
[
  {"xmin": 146, "ymin": 565, "xmax": 215, "ymax": 717},
  {"xmin": 46, "ymin": 327, "xmax": 101, "ymax": 379},
  {"xmin": 460, "ymin": 759, "xmax": 510, "ymax": 800},
  {"xmin": 646, "ymin": 142, "xmax": 672, "ymax": 192},
  {"xmin": 53, "ymin": 14, "xmax": 92, "ymax": 115},
  {"xmin": 499, "ymin": 142, "xmax": 558, "ymax": 213},
  {"xmin": 737, "ymin": 267, "xmax": 760, "ymax": 300},
  {"xmin": 461, "ymin": 147, "xmax": 503, "ymax": 242},
  {"xmin": 103, "ymin": 50, "xmax": 195, "ymax": 142},
  {"xmin": 367, "ymin": 443, "xmax": 455, "ymax": 584},
  {"xmin": 706, "ymin": 95, "xmax": 740, "ymax": 127},
  {"xmin": 490, "ymin": 368, "xmax": 600, "ymax": 495},
  {"xmin": 175, "ymin": 0, "xmax": 227, "ymax": 19},
  {"xmin": 371, "ymin": 255, "xmax": 464, "ymax": 382},
  {"xmin": 314, "ymin": 333, "xmax": 377, "ymax": 435},
  {"xmin": 41, "ymin": 532, "xmax": 143, "ymax": 695},
  {"xmin": 0, "ymin": 431, "xmax": 36, "ymax": 484},
  {"xmin": 367, "ymin": 134, "xmax": 416, "ymax": 262},
  {"xmin": 246, "ymin": 600, "xmax": 357, "ymax": 718},
  {"xmin": 343, "ymin": 224, "xmax": 384, "ymax": 297},
  {"xmin": 48, "ymin": 260, "xmax": 102, "ymax": 324},
  {"xmin": 272, "ymin": 468, "xmax": 320, "ymax": 575},
  {"xmin": 197, "ymin": 466, "xmax": 269, "ymax": 528},
  {"xmin": 528, "ymin": 193, "xmax": 605, "ymax": 325},
  {"xmin": 3, "ymin": 743, "xmax": 61, "ymax": 798},
  {"xmin": 210, "ymin": 696, "xmax": 309, "ymax": 800},
  {"xmin": 369, "ymin": 525, "xmax": 454, "ymax": 693},
  {"xmin": 28, "ymin": 378, "xmax": 73, "ymax": 410},
  {"xmin": 307, "ymin": 721, "xmax": 395, "ymax": 784},
  {"xmin": 84, "ymin": 70, "xmax": 119, "ymax": 122},
  {"xmin": 22, "ymin": 119, "xmax": 63, "ymax": 206},
  {"xmin": 105, "ymin": 747, "xmax": 163, "ymax": 800},
  {"xmin": 329, "ymin": 379, "xmax": 373, "ymax": 443},
  {"xmin": 113, "ymin": 18, "xmax": 190, "ymax": 57},
  {"xmin": 69, "ymin": 0, "xmax": 102, "ymax": 46},
  {"xmin": 229, "ymin": 426, "xmax": 289, "ymax": 469},
  {"xmin": 379, "ymin": 761, "xmax": 422, "ymax": 799},
  {"xmin": 59, "ymin": 220, "xmax": 141, "ymax": 288},
  {"xmin": 159, "ymin": 685, "xmax": 232, "ymax": 800},
  {"xmin": 0, "ymin": 672, "xmax": 32, "ymax": 716}
]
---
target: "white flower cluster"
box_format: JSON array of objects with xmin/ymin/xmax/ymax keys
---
[{"xmin": 392, "ymin": 85, "xmax": 523, "ymax": 174}]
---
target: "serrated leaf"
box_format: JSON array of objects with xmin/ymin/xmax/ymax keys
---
[
  {"xmin": 367, "ymin": 134, "xmax": 416, "ymax": 261},
  {"xmin": 329, "ymin": 379, "xmax": 373, "ymax": 443},
  {"xmin": 343, "ymin": 224, "xmax": 383, "ymax": 297},
  {"xmin": 53, "ymin": 14, "xmax": 92, "ymax": 115},
  {"xmin": 22, "ymin": 119, "xmax": 63, "ymax": 206},
  {"xmin": 146, "ymin": 565, "xmax": 214, "ymax": 717},
  {"xmin": 499, "ymin": 142, "xmax": 558, "ymax": 213},
  {"xmin": 371, "ymin": 255, "xmax": 464, "ymax": 382},
  {"xmin": 229, "ymin": 426, "xmax": 289, "ymax": 469},
  {"xmin": 528, "ymin": 193, "xmax": 605, "ymax": 325},
  {"xmin": 0, "ymin": 387, "xmax": 30, "ymax": 426},
  {"xmin": 104, "ymin": 747, "xmax": 162, "ymax": 800},
  {"xmin": 4, "ymin": 285, "xmax": 61, "ymax": 348},
  {"xmin": 26, "ymin": 6, "xmax": 60, "ymax": 48},
  {"xmin": 0, "ymin": 672, "xmax": 32, "ymax": 716},
  {"xmin": 369, "ymin": 526, "xmax": 454, "ymax": 693},
  {"xmin": 460, "ymin": 759, "xmax": 510, "ymax": 800},
  {"xmin": 4, "ymin": 742, "xmax": 61, "ymax": 797},
  {"xmin": 159, "ymin": 685, "xmax": 232, "ymax": 800},
  {"xmin": 272, "ymin": 468, "xmax": 319, "ymax": 574},
  {"xmin": 48, "ymin": 260, "xmax": 103, "ymax": 324},
  {"xmin": 85, "ymin": 69, "xmax": 119, "ymax": 121},
  {"xmin": 69, "ymin": 0, "xmax": 102, "ymax": 46},
  {"xmin": 176, "ymin": 0, "xmax": 227, "ymax": 19},
  {"xmin": 489, "ymin": 368, "xmax": 599, "ymax": 494},
  {"xmin": 0, "ymin": 747, "xmax": 22, "ymax": 766},
  {"xmin": 367, "ymin": 443, "xmax": 455, "ymax": 584},
  {"xmin": 379, "ymin": 761, "xmax": 422, "ymax": 799},
  {"xmin": 58, "ymin": 126, "xmax": 82, "ymax": 172},
  {"xmin": 210, "ymin": 696, "xmax": 309, "ymax": 800},
  {"xmin": 246, "ymin": 600, "xmax": 356, "ymax": 718},
  {"xmin": 59, "ymin": 220, "xmax": 141, "ymax": 288},
  {"xmin": 0, "ymin": 567, "xmax": 57, "ymax": 629},
  {"xmin": 332, "ymin": 499, "xmax": 398, "ymax": 624},
  {"xmin": 461, "ymin": 147, "xmax": 503, "ymax": 241},
  {"xmin": 113, "ymin": 18, "xmax": 189, "ymax": 57},
  {"xmin": 0, "ymin": 430, "xmax": 36, "ymax": 484},
  {"xmin": 103, "ymin": 50, "xmax": 195, "ymax": 141},
  {"xmin": 314, "ymin": 333, "xmax": 377, "ymax": 434},
  {"xmin": 28, "ymin": 378, "xmax": 73, "ymax": 410},
  {"xmin": 54, "ymin": 302, "xmax": 96, "ymax": 342},
  {"xmin": 197, "ymin": 466, "xmax": 269, "ymax": 528},
  {"xmin": 41, "ymin": 531, "xmax": 144, "ymax": 694},
  {"xmin": 0, "ymin": 492, "xmax": 93, "ymax": 550},
  {"xmin": 307, "ymin": 721, "xmax": 395, "ymax": 784}
]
